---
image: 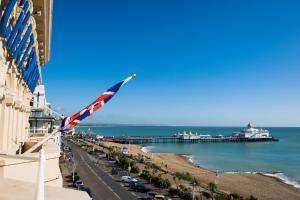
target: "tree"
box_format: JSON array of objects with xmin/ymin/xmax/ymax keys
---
[
  {"xmin": 245, "ymin": 195, "xmax": 257, "ymax": 200},
  {"xmin": 201, "ymin": 191, "xmax": 211, "ymax": 200},
  {"xmin": 173, "ymin": 175, "xmax": 180, "ymax": 189},
  {"xmin": 208, "ymin": 182, "xmax": 217, "ymax": 200}
]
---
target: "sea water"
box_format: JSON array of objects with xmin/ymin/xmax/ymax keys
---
[{"xmin": 76, "ymin": 125, "xmax": 300, "ymax": 188}]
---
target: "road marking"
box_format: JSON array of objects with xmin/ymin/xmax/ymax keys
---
[
  {"xmin": 108, "ymin": 174, "xmax": 113, "ymax": 178},
  {"xmin": 131, "ymin": 192, "xmax": 137, "ymax": 197},
  {"xmin": 79, "ymin": 154, "xmax": 121, "ymax": 200}
]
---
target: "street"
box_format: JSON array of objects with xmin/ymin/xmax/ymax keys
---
[{"xmin": 70, "ymin": 142, "xmax": 138, "ymax": 200}]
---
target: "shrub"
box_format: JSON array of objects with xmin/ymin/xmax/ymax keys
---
[
  {"xmin": 174, "ymin": 172, "xmax": 193, "ymax": 182},
  {"xmin": 146, "ymin": 162, "xmax": 162, "ymax": 172},
  {"xmin": 245, "ymin": 195, "xmax": 257, "ymax": 200},
  {"xmin": 169, "ymin": 185, "xmax": 192, "ymax": 200},
  {"xmin": 229, "ymin": 193, "xmax": 244, "ymax": 200},
  {"xmin": 180, "ymin": 191, "xmax": 193, "ymax": 200},
  {"xmin": 152, "ymin": 176, "xmax": 171, "ymax": 189},
  {"xmin": 215, "ymin": 193, "xmax": 228, "ymax": 200},
  {"xmin": 208, "ymin": 182, "xmax": 218, "ymax": 193},
  {"xmin": 130, "ymin": 162, "xmax": 140, "ymax": 173},
  {"xmin": 201, "ymin": 191, "xmax": 211, "ymax": 199},
  {"xmin": 141, "ymin": 170, "xmax": 151, "ymax": 181},
  {"xmin": 140, "ymin": 157, "xmax": 145, "ymax": 163},
  {"xmin": 169, "ymin": 187, "xmax": 180, "ymax": 196}
]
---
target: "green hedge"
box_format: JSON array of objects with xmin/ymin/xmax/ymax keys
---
[{"xmin": 174, "ymin": 172, "xmax": 193, "ymax": 182}]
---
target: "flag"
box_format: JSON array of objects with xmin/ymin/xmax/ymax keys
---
[{"xmin": 61, "ymin": 74, "xmax": 136, "ymax": 131}]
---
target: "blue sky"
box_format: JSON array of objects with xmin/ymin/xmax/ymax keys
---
[{"xmin": 43, "ymin": 0, "xmax": 300, "ymax": 126}]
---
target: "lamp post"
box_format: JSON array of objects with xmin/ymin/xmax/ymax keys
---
[{"xmin": 72, "ymin": 162, "xmax": 76, "ymax": 182}]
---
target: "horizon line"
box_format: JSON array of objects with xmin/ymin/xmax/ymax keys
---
[{"xmin": 78, "ymin": 123, "xmax": 300, "ymax": 128}]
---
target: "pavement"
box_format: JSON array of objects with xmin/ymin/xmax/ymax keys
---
[{"xmin": 70, "ymin": 142, "xmax": 139, "ymax": 200}]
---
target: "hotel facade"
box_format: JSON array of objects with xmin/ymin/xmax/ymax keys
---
[
  {"xmin": 0, "ymin": 0, "xmax": 52, "ymax": 154},
  {"xmin": 0, "ymin": 0, "xmax": 88, "ymax": 199}
]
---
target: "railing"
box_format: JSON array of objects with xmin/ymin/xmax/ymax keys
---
[{"xmin": 30, "ymin": 128, "xmax": 49, "ymax": 135}]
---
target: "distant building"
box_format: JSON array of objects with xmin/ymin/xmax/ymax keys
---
[{"xmin": 29, "ymin": 84, "xmax": 55, "ymax": 135}]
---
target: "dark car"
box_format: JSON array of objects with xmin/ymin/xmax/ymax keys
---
[
  {"xmin": 79, "ymin": 186, "xmax": 93, "ymax": 199},
  {"xmin": 146, "ymin": 191, "xmax": 160, "ymax": 200},
  {"xmin": 129, "ymin": 181, "xmax": 150, "ymax": 193},
  {"xmin": 72, "ymin": 175, "xmax": 80, "ymax": 186}
]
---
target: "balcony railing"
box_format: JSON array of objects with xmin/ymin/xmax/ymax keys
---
[{"xmin": 30, "ymin": 128, "xmax": 49, "ymax": 135}]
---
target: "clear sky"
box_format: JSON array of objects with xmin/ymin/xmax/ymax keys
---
[{"xmin": 43, "ymin": 0, "xmax": 300, "ymax": 126}]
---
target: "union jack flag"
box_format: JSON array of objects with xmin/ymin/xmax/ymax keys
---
[{"xmin": 61, "ymin": 74, "xmax": 136, "ymax": 132}]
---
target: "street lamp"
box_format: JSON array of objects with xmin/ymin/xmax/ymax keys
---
[{"xmin": 72, "ymin": 162, "xmax": 76, "ymax": 182}]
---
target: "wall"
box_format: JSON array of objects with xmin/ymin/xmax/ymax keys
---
[
  {"xmin": 0, "ymin": 142, "xmax": 63, "ymax": 187},
  {"xmin": 0, "ymin": 0, "xmax": 40, "ymax": 154}
]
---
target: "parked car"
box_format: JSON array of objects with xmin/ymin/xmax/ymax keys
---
[
  {"xmin": 129, "ymin": 181, "xmax": 150, "ymax": 193},
  {"xmin": 152, "ymin": 195, "xmax": 172, "ymax": 200},
  {"xmin": 75, "ymin": 180, "xmax": 84, "ymax": 188},
  {"xmin": 146, "ymin": 191, "xmax": 160, "ymax": 200},
  {"xmin": 121, "ymin": 175, "xmax": 137, "ymax": 183},
  {"xmin": 88, "ymin": 151, "xmax": 96, "ymax": 156},
  {"xmin": 79, "ymin": 186, "xmax": 93, "ymax": 200}
]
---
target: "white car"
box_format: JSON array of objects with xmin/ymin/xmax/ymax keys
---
[{"xmin": 121, "ymin": 176, "xmax": 137, "ymax": 183}]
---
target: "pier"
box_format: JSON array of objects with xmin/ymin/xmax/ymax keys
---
[{"xmin": 103, "ymin": 136, "xmax": 279, "ymax": 144}]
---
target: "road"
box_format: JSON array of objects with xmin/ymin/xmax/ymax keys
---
[{"xmin": 70, "ymin": 143, "xmax": 138, "ymax": 200}]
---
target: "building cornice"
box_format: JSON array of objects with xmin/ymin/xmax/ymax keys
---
[{"xmin": 32, "ymin": 0, "xmax": 52, "ymax": 66}]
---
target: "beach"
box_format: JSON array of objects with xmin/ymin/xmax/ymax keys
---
[{"xmin": 102, "ymin": 141, "xmax": 300, "ymax": 200}]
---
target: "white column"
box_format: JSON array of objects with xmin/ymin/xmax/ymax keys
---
[
  {"xmin": 0, "ymin": 99, "xmax": 5, "ymax": 152},
  {"xmin": 35, "ymin": 149, "xmax": 45, "ymax": 200},
  {"xmin": 20, "ymin": 108, "xmax": 25, "ymax": 143},
  {"xmin": 7, "ymin": 103, "xmax": 13, "ymax": 150},
  {"xmin": 20, "ymin": 108, "xmax": 24, "ymax": 143},
  {"xmin": 2, "ymin": 103, "xmax": 9, "ymax": 151},
  {"xmin": 25, "ymin": 111, "xmax": 30, "ymax": 140}
]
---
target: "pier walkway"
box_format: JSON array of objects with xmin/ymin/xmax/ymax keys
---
[{"xmin": 103, "ymin": 136, "xmax": 278, "ymax": 144}]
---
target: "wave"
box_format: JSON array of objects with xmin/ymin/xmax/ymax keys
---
[
  {"xmin": 141, "ymin": 146, "xmax": 156, "ymax": 153},
  {"xmin": 183, "ymin": 157, "xmax": 300, "ymax": 189},
  {"xmin": 264, "ymin": 172, "xmax": 300, "ymax": 189},
  {"xmin": 223, "ymin": 171, "xmax": 300, "ymax": 189},
  {"xmin": 184, "ymin": 155, "xmax": 196, "ymax": 164}
]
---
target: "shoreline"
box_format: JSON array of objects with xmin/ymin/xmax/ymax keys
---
[
  {"xmin": 182, "ymin": 154, "xmax": 300, "ymax": 190},
  {"xmin": 142, "ymin": 145, "xmax": 300, "ymax": 190},
  {"xmin": 102, "ymin": 141, "xmax": 300, "ymax": 200}
]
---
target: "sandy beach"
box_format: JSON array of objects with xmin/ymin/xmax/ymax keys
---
[{"xmin": 100, "ymin": 141, "xmax": 300, "ymax": 200}]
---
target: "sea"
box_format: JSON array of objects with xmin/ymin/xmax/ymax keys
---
[{"xmin": 76, "ymin": 125, "xmax": 300, "ymax": 188}]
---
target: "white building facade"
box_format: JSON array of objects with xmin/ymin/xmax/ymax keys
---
[
  {"xmin": 0, "ymin": 0, "xmax": 52, "ymax": 154},
  {"xmin": 0, "ymin": 1, "xmax": 89, "ymax": 199}
]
